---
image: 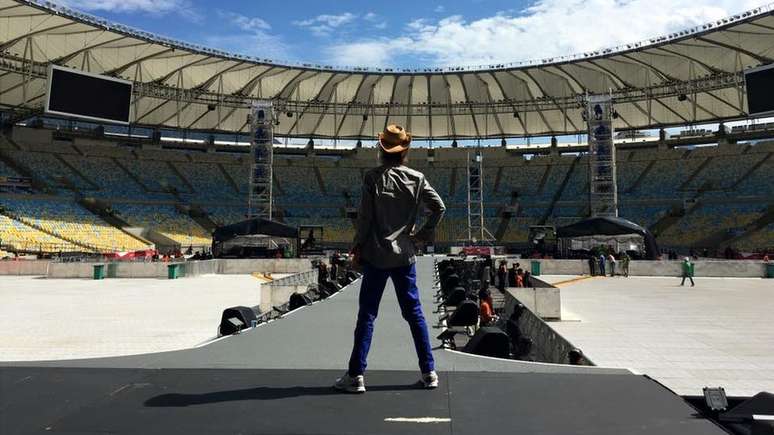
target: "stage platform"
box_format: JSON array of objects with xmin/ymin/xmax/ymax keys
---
[{"xmin": 0, "ymin": 258, "xmax": 729, "ymax": 434}]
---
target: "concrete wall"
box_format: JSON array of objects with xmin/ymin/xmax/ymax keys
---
[
  {"xmin": 259, "ymin": 270, "xmax": 318, "ymax": 313},
  {"xmin": 217, "ymin": 259, "xmax": 312, "ymax": 275},
  {"xmin": 41, "ymin": 258, "xmax": 313, "ymax": 279},
  {"xmin": 505, "ymin": 287, "xmax": 561, "ymax": 320},
  {"xmin": 520, "ymin": 259, "xmax": 768, "ymax": 278},
  {"xmin": 628, "ymin": 260, "xmax": 767, "ymax": 278},
  {"xmin": 0, "ymin": 260, "xmax": 50, "ymax": 275},
  {"xmin": 503, "ymin": 289, "xmax": 590, "ymax": 366}
]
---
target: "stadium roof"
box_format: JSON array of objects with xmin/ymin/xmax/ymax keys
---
[{"xmin": 1, "ymin": 0, "xmax": 773, "ymax": 139}]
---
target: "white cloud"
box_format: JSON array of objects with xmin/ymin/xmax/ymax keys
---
[
  {"xmin": 218, "ymin": 11, "xmax": 271, "ymax": 31},
  {"xmin": 203, "ymin": 34, "xmax": 289, "ymax": 61},
  {"xmin": 293, "ymin": 12, "xmax": 358, "ymax": 36},
  {"xmin": 202, "ymin": 11, "xmax": 288, "ymax": 61},
  {"xmin": 325, "ymin": 0, "xmax": 764, "ymax": 67},
  {"xmin": 58, "ymin": 0, "xmax": 191, "ymax": 14}
]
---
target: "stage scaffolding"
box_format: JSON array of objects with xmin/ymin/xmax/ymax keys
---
[
  {"xmin": 465, "ymin": 148, "xmax": 494, "ymax": 244},
  {"xmin": 585, "ymin": 94, "xmax": 619, "ymax": 217},
  {"xmin": 247, "ymin": 101, "xmax": 274, "ymax": 220}
]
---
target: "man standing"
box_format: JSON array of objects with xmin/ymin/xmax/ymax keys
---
[
  {"xmin": 497, "ymin": 260, "xmax": 508, "ymax": 291},
  {"xmin": 680, "ymin": 257, "xmax": 695, "ymax": 287},
  {"xmin": 335, "ymin": 124, "xmax": 446, "ymax": 394},
  {"xmin": 608, "ymin": 253, "xmax": 617, "ymax": 277},
  {"xmin": 598, "ymin": 253, "xmax": 606, "ymax": 277}
]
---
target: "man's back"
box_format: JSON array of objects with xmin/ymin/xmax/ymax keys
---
[{"xmin": 354, "ymin": 164, "xmax": 445, "ymax": 270}]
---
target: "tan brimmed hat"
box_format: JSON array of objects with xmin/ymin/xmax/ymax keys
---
[{"xmin": 378, "ymin": 124, "xmax": 412, "ymax": 153}]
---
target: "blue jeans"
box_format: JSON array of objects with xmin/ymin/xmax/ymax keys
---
[{"xmin": 347, "ymin": 262, "xmax": 435, "ymax": 376}]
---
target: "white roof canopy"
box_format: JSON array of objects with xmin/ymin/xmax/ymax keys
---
[{"xmin": 1, "ymin": 0, "xmax": 772, "ymax": 138}]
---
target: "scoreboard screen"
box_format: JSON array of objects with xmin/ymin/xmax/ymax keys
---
[
  {"xmin": 745, "ymin": 63, "xmax": 774, "ymax": 116},
  {"xmin": 45, "ymin": 65, "xmax": 132, "ymax": 124}
]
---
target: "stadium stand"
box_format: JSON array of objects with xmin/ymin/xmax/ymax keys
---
[
  {"xmin": 111, "ymin": 204, "xmax": 211, "ymax": 248},
  {"xmin": 0, "ymin": 126, "xmax": 772, "ymax": 255},
  {"xmin": 0, "ymin": 197, "xmax": 149, "ymax": 252}
]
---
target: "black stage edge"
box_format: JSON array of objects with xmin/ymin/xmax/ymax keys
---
[{"xmin": 0, "ymin": 367, "xmax": 725, "ymax": 435}]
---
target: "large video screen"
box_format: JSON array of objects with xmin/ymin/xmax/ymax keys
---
[
  {"xmin": 745, "ymin": 63, "xmax": 774, "ymax": 116},
  {"xmin": 45, "ymin": 65, "xmax": 132, "ymax": 124}
]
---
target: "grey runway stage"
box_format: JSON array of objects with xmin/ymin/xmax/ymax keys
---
[{"xmin": 0, "ymin": 258, "xmax": 726, "ymax": 434}]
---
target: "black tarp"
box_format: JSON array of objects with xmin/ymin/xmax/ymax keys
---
[
  {"xmin": 556, "ymin": 216, "xmax": 660, "ymax": 260},
  {"xmin": 212, "ymin": 218, "xmax": 299, "ymax": 243}
]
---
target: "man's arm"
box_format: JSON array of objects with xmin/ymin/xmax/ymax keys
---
[
  {"xmin": 413, "ymin": 176, "xmax": 446, "ymax": 243},
  {"xmin": 353, "ymin": 173, "xmax": 374, "ymax": 249}
]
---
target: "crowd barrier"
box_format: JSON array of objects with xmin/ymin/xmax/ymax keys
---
[
  {"xmin": 513, "ymin": 259, "xmax": 769, "ymax": 278},
  {"xmin": 2, "ymin": 258, "xmax": 766, "ymax": 278},
  {"xmin": 502, "ymin": 278, "xmax": 590, "ymax": 365},
  {"xmin": 40, "ymin": 258, "xmax": 313, "ymax": 279}
]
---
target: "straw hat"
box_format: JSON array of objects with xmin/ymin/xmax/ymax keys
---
[{"xmin": 378, "ymin": 124, "xmax": 412, "ymax": 153}]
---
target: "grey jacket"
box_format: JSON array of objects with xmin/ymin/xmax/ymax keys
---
[{"xmin": 354, "ymin": 164, "xmax": 446, "ymax": 269}]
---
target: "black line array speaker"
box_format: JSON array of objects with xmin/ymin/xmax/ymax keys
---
[
  {"xmin": 443, "ymin": 287, "xmax": 467, "ymax": 307},
  {"xmin": 219, "ymin": 306, "xmax": 257, "ymax": 336},
  {"xmin": 288, "ymin": 293, "xmax": 312, "ymax": 311},
  {"xmin": 447, "ymin": 300, "xmax": 479, "ymax": 327},
  {"xmin": 463, "ymin": 326, "xmax": 510, "ymax": 359}
]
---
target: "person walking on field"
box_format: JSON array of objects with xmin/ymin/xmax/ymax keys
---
[
  {"xmin": 680, "ymin": 257, "xmax": 695, "ymax": 287},
  {"xmin": 621, "ymin": 252, "xmax": 630, "ymax": 277},
  {"xmin": 335, "ymin": 124, "xmax": 446, "ymax": 394}
]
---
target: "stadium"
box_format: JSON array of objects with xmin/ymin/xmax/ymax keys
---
[{"xmin": 1, "ymin": 1, "xmax": 773, "ymax": 434}]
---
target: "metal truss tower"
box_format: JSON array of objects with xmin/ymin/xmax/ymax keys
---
[
  {"xmin": 585, "ymin": 94, "xmax": 619, "ymax": 217},
  {"xmin": 247, "ymin": 101, "xmax": 274, "ymax": 220},
  {"xmin": 466, "ymin": 149, "xmax": 495, "ymax": 243}
]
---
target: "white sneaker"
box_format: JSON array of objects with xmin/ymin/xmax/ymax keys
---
[
  {"xmin": 334, "ymin": 373, "xmax": 366, "ymax": 393},
  {"xmin": 421, "ymin": 371, "xmax": 439, "ymax": 389}
]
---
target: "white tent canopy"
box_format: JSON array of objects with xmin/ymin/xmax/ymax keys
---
[{"xmin": 0, "ymin": 0, "xmax": 772, "ymax": 138}]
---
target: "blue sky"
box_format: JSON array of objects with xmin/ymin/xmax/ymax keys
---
[{"xmin": 57, "ymin": 0, "xmax": 763, "ymax": 68}]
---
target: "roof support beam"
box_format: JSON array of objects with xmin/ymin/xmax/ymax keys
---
[
  {"xmin": 475, "ymin": 74, "xmax": 504, "ymax": 137},
  {"xmin": 406, "ymin": 75, "xmax": 415, "ymax": 133},
  {"xmin": 357, "ymin": 76, "xmax": 382, "ymax": 138},
  {"xmin": 106, "ymin": 48, "xmax": 175, "ymax": 76},
  {"xmin": 309, "ymin": 78, "xmax": 349, "ymax": 138},
  {"xmin": 505, "ymin": 71, "xmax": 552, "ymax": 133},
  {"xmin": 302, "ymin": 75, "xmax": 349, "ymax": 136},
  {"xmin": 618, "ymin": 54, "xmax": 678, "ymax": 82},
  {"xmin": 457, "ymin": 75, "xmax": 481, "ymax": 138},
  {"xmin": 441, "ymin": 75, "xmax": 457, "ymax": 138},
  {"xmin": 152, "ymin": 56, "xmax": 216, "ymax": 85},
  {"xmin": 382, "ymin": 75, "xmax": 401, "ymax": 132},
  {"xmin": 653, "ymin": 98, "xmax": 689, "ymax": 124},
  {"xmin": 287, "ymin": 73, "xmax": 338, "ymax": 133},
  {"xmin": 487, "ymin": 72, "xmax": 527, "ymax": 135},
  {"xmin": 534, "ymin": 68, "xmax": 581, "ymax": 132},
  {"xmin": 52, "ymin": 35, "xmax": 127, "ymax": 65},
  {"xmin": 275, "ymin": 70, "xmax": 316, "ymax": 100},
  {"xmin": 580, "ymin": 61, "xmax": 663, "ymax": 125},
  {"xmin": 233, "ymin": 66, "xmax": 276, "ymax": 96},
  {"xmin": 193, "ymin": 61, "xmax": 247, "ymax": 91},
  {"xmin": 652, "ymin": 47, "xmax": 720, "ymax": 74},
  {"xmin": 695, "ymin": 36, "xmax": 773, "ymax": 64},
  {"xmin": 334, "ymin": 75, "xmax": 367, "ymax": 138},
  {"xmin": 0, "ymin": 22, "xmax": 79, "ymax": 51},
  {"xmin": 550, "ymin": 66, "xmax": 586, "ymax": 94},
  {"xmin": 703, "ymin": 89, "xmax": 744, "ymax": 114}
]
